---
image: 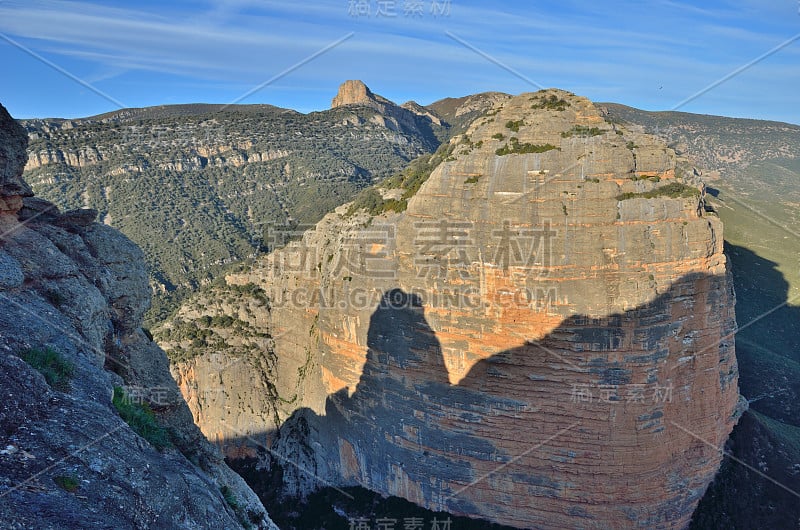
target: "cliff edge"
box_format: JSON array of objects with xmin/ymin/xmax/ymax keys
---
[{"xmin": 0, "ymin": 103, "xmax": 277, "ymax": 529}]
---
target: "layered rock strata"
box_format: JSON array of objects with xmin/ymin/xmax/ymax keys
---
[{"xmin": 166, "ymin": 90, "xmax": 740, "ymax": 528}]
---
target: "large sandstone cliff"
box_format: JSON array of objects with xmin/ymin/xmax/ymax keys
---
[
  {"xmin": 0, "ymin": 103, "xmax": 277, "ymax": 529},
  {"xmin": 162, "ymin": 90, "xmax": 741, "ymax": 528}
]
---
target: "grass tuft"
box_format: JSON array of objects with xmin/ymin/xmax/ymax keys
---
[
  {"xmin": 464, "ymin": 175, "xmax": 481, "ymax": 184},
  {"xmin": 54, "ymin": 474, "xmax": 80, "ymax": 493},
  {"xmin": 20, "ymin": 347, "xmax": 74, "ymax": 392},
  {"xmin": 112, "ymin": 386, "xmax": 172, "ymax": 451},
  {"xmin": 495, "ymin": 137, "xmax": 560, "ymax": 156}
]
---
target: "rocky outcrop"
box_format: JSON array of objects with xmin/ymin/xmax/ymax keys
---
[
  {"xmin": 0, "ymin": 104, "xmax": 33, "ymax": 215},
  {"xmin": 0, "ymin": 103, "xmax": 276, "ymax": 529},
  {"xmin": 331, "ymin": 80, "xmax": 381, "ymax": 109},
  {"xmin": 426, "ymin": 91, "xmax": 513, "ymax": 134},
  {"xmin": 160, "ymin": 284, "xmax": 281, "ymax": 459},
  {"xmin": 401, "ymin": 101, "xmax": 443, "ymax": 126},
  {"xmin": 164, "ymin": 90, "xmax": 740, "ymax": 528},
  {"xmin": 23, "ymin": 145, "xmax": 103, "ymax": 171},
  {"xmin": 23, "ymin": 145, "xmax": 292, "ymax": 172},
  {"xmin": 331, "ymin": 80, "xmax": 440, "ymax": 147}
]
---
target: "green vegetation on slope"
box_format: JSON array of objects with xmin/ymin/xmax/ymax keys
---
[
  {"xmin": 383, "ymin": 141, "xmax": 457, "ymax": 197},
  {"xmin": 154, "ymin": 283, "xmax": 272, "ymax": 363},
  {"xmin": 561, "ymin": 125, "xmax": 605, "ymax": 138},
  {"xmin": 346, "ymin": 141, "xmax": 458, "ymax": 217},
  {"xmin": 345, "ymin": 188, "xmax": 407, "ymax": 216},
  {"xmin": 23, "ymin": 104, "xmax": 443, "ymax": 325},
  {"xmin": 20, "ymin": 347, "xmax": 74, "ymax": 392},
  {"xmin": 53, "ymin": 474, "xmax": 80, "ymax": 493},
  {"xmin": 112, "ymin": 386, "xmax": 172, "ymax": 451},
  {"xmin": 530, "ymin": 93, "xmax": 571, "ymax": 111},
  {"xmin": 504, "ymin": 119, "xmax": 524, "ymax": 132},
  {"xmin": 495, "ymin": 137, "xmax": 559, "ymax": 156},
  {"xmin": 616, "ymin": 181, "xmax": 701, "ymax": 201}
]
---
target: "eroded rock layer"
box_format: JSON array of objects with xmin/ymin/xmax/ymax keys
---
[{"xmin": 167, "ymin": 90, "xmax": 740, "ymax": 528}]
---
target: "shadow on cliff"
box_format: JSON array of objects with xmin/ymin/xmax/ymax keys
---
[
  {"xmin": 229, "ymin": 289, "xmax": 516, "ymax": 529},
  {"xmin": 691, "ymin": 243, "xmax": 800, "ymax": 530},
  {"xmin": 722, "ymin": 243, "xmax": 800, "ymax": 422},
  {"xmin": 224, "ymin": 247, "xmax": 800, "ymax": 528},
  {"xmin": 228, "ymin": 272, "xmax": 743, "ymax": 528},
  {"xmin": 219, "ymin": 244, "xmax": 800, "ymax": 528},
  {"xmin": 345, "ymin": 280, "xmax": 736, "ymax": 527}
]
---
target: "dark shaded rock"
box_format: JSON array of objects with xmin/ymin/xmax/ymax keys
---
[
  {"xmin": 55, "ymin": 208, "xmax": 99, "ymax": 228},
  {"xmin": 0, "ymin": 250, "xmax": 24, "ymax": 289},
  {"xmin": 18, "ymin": 197, "xmax": 61, "ymax": 223},
  {"xmin": 0, "ymin": 103, "xmax": 32, "ymax": 198}
]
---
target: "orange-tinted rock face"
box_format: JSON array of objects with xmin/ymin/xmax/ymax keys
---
[
  {"xmin": 331, "ymin": 79, "xmax": 376, "ymax": 108},
  {"xmin": 215, "ymin": 90, "xmax": 739, "ymax": 528}
]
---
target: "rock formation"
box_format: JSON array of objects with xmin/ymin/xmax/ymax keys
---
[
  {"xmin": 0, "ymin": 105, "xmax": 33, "ymax": 215},
  {"xmin": 426, "ymin": 91, "xmax": 514, "ymax": 135},
  {"xmin": 331, "ymin": 80, "xmax": 380, "ymax": 109},
  {"xmin": 162, "ymin": 90, "xmax": 741, "ymax": 528},
  {"xmin": 0, "ymin": 103, "xmax": 277, "ymax": 529},
  {"xmin": 331, "ymin": 80, "xmax": 441, "ymax": 141}
]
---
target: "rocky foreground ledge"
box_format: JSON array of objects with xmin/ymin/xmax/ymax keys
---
[{"xmin": 0, "ymin": 103, "xmax": 276, "ymax": 529}]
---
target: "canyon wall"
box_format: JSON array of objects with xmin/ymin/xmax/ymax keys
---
[{"xmin": 164, "ymin": 90, "xmax": 741, "ymax": 528}]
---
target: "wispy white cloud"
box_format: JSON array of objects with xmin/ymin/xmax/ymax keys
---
[
  {"xmin": 656, "ymin": 0, "xmax": 743, "ymax": 19},
  {"xmin": 0, "ymin": 0, "xmax": 796, "ymax": 123},
  {"xmin": 0, "ymin": 0, "xmax": 353, "ymax": 79}
]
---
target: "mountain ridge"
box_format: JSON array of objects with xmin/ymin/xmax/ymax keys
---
[{"xmin": 20, "ymin": 82, "xmax": 447, "ymax": 323}]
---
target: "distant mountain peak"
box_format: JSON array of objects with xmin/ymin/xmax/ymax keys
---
[{"xmin": 331, "ymin": 80, "xmax": 392, "ymax": 109}]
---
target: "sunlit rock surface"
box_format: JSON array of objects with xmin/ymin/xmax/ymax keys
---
[{"xmin": 167, "ymin": 90, "xmax": 740, "ymax": 528}]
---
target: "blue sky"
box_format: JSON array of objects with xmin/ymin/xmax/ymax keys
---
[{"xmin": 0, "ymin": 0, "xmax": 798, "ymax": 123}]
